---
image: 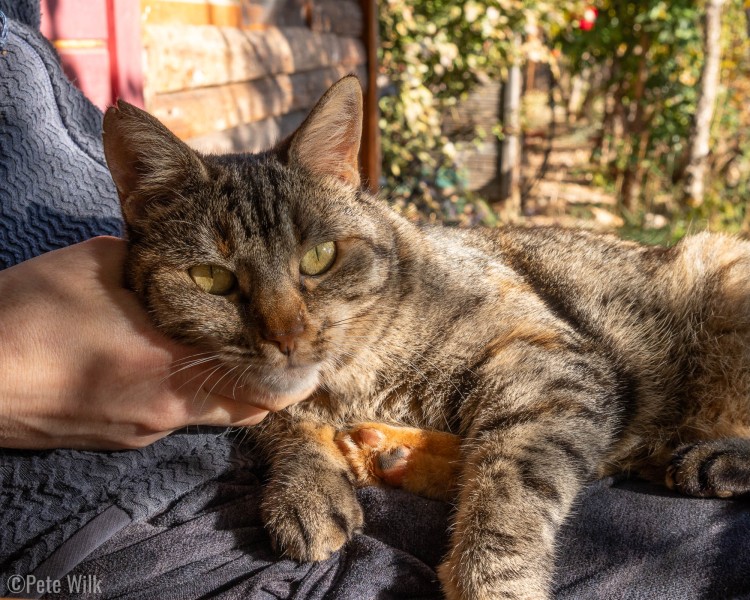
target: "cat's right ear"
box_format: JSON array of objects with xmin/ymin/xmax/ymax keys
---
[
  {"xmin": 277, "ymin": 75, "xmax": 363, "ymax": 188},
  {"xmin": 102, "ymin": 100, "xmax": 208, "ymax": 224}
]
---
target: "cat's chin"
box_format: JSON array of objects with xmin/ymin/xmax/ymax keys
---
[{"xmin": 240, "ymin": 365, "xmax": 320, "ymax": 412}]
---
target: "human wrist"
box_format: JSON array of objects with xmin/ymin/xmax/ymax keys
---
[{"xmin": 0, "ymin": 256, "xmax": 86, "ymax": 447}]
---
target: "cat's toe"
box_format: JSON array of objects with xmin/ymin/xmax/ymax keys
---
[
  {"xmin": 375, "ymin": 445, "xmax": 412, "ymax": 486},
  {"xmin": 261, "ymin": 467, "xmax": 363, "ymax": 562},
  {"xmin": 335, "ymin": 427, "xmax": 383, "ymax": 486},
  {"xmin": 335, "ymin": 424, "xmax": 413, "ymax": 488}
]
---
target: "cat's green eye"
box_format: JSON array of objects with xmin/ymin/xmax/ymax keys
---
[
  {"xmin": 188, "ymin": 264, "xmax": 237, "ymax": 295},
  {"xmin": 300, "ymin": 241, "xmax": 337, "ymax": 276}
]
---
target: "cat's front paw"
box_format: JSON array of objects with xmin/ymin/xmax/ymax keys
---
[
  {"xmin": 437, "ymin": 552, "xmax": 495, "ymax": 600},
  {"xmin": 261, "ymin": 464, "xmax": 363, "ymax": 562},
  {"xmin": 437, "ymin": 549, "xmax": 549, "ymax": 600}
]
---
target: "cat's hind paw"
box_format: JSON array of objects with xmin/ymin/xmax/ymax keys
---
[
  {"xmin": 335, "ymin": 424, "xmax": 412, "ymax": 487},
  {"xmin": 335, "ymin": 422, "xmax": 461, "ymax": 501},
  {"xmin": 666, "ymin": 438, "xmax": 750, "ymax": 498}
]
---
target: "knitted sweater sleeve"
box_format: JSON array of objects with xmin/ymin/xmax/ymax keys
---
[{"xmin": 0, "ymin": 5, "xmax": 122, "ymax": 270}]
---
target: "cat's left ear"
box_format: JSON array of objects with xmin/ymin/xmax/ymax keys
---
[{"xmin": 284, "ymin": 75, "xmax": 363, "ymax": 188}]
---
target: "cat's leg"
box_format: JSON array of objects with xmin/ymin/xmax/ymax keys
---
[
  {"xmin": 257, "ymin": 418, "xmax": 364, "ymax": 561},
  {"xmin": 436, "ymin": 350, "xmax": 617, "ymax": 600},
  {"xmin": 666, "ymin": 437, "xmax": 750, "ymax": 498},
  {"xmin": 438, "ymin": 428, "xmax": 594, "ymax": 599},
  {"xmin": 335, "ymin": 422, "xmax": 461, "ymax": 501}
]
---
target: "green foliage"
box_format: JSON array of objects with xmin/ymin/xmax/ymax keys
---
[
  {"xmin": 379, "ymin": 0, "xmax": 750, "ymax": 235},
  {"xmin": 559, "ymin": 1, "xmax": 702, "ymax": 188},
  {"xmin": 378, "ymin": 0, "xmax": 583, "ymax": 224},
  {"xmin": 558, "ymin": 0, "xmax": 750, "ymax": 232},
  {"xmin": 707, "ymin": 2, "xmax": 750, "ymax": 228}
]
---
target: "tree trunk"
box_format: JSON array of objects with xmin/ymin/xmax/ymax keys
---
[
  {"xmin": 566, "ymin": 69, "xmax": 586, "ymax": 123},
  {"xmin": 682, "ymin": 0, "xmax": 726, "ymax": 207},
  {"xmin": 620, "ymin": 32, "xmax": 651, "ymax": 212},
  {"xmin": 590, "ymin": 58, "xmax": 619, "ymax": 166},
  {"xmin": 499, "ymin": 35, "xmax": 523, "ymax": 219}
]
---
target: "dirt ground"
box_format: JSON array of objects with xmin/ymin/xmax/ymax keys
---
[{"xmin": 520, "ymin": 103, "xmax": 621, "ymax": 231}]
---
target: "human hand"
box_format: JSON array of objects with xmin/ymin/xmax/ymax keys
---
[{"xmin": 0, "ymin": 236, "xmax": 271, "ymax": 450}]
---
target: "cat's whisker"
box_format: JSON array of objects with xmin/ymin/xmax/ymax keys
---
[
  {"xmin": 325, "ymin": 313, "xmax": 381, "ymax": 329},
  {"xmin": 234, "ymin": 426, "xmax": 254, "ymax": 447},
  {"xmin": 203, "ymin": 364, "xmax": 241, "ymax": 415},
  {"xmin": 167, "ymin": 354, "xmax": 220, "ymax": 372},
  {"xmin": 232, "ymin": 362, "xmax": 256, "ymax": 400},
  {"xmin": 175, "ymin": 362, "xmax": 224, "ymax": 395},
  {"xmin": 191, "ymin": 364, "xmax": 226, "ymax": 414},
  {"xmin": 169, "ymin": 349, "xmax": 225, "ymax": 366},
  {"xmin": 159, "ymin": 355, "xmax": 222, "ymax": 386}
]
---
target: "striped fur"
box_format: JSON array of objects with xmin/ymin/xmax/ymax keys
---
[{"xmin": 104, "ymin": 79, "xmax": 750, "ymax": 600}]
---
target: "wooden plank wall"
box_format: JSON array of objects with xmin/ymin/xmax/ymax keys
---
[{"xmin": 141, "ymin": 0, "xmax": 369, "ymax": 155}]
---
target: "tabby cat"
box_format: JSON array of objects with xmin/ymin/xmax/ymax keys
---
[{"xmin": 102, "ymin": 76, "xmax": 750, "ymax": 600}]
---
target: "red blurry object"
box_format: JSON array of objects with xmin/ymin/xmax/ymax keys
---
[{"xmin": 577, "ymin": 6, "xmax": 598, "ymax": 31}]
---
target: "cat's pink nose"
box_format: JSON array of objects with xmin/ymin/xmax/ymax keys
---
[{"xmin": 262, "ymin": 324, "xmax": 304, "ymax": 356}]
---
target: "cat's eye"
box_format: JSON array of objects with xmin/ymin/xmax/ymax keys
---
[
  {"xmin": 300, "ymin": 241, "xmax": 337, "ymax": 276},
  {"xmin": 188, "ymin": 264, "xmax": 237, "ymax": 295}
]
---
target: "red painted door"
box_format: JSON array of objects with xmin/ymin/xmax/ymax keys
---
[{"xmin": 40, "ymin": 0, "xmax": 143, "ymax": 109}]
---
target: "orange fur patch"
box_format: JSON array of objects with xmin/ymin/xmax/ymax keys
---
[
  {"xmin": 489, "ymin": 321, "xmax": 564, "ymax": 354},
  {"xmin": 337, "ymin": 422, "xmax": 461, "ymax": 501}
]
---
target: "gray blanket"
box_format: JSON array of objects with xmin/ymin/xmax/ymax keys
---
[
  {"xmin": 1, "ymin": 4, "xmax": 749, "ymax": 599},
  {"xmin": 4, "ymin": 431, "xmax": 750, "ymax": 599}
]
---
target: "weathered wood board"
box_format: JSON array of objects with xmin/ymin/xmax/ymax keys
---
[
  {"xmin": 143, "ymin": 25, "xmax": 366, "ymax": 95},
  {"xmin": 141, "ymin": 0, "xmax": 308, "ymax": 28},
  {"xmin": 187, "ymin": 109, "xmax": 309, "ymax": 154},
  {"xmin": 150, "ymin": 64, "xmax": 368, "ymax": 140},
  {"xmin": 310, "ymin": 0, "xmax": 364, "ymax": 36},
  {"xmin": 139, "ymin": 0, "xmax": 375, "ymax": 185}
]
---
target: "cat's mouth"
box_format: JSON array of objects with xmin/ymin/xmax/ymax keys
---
[{"xmin": 213, "ymin": 345, "xmax": 323, "ymax": 411}]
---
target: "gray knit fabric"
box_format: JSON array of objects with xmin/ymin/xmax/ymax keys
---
[
  {"xmin": 0, "ymin": 9, "xmax": 121, "ymax": 269},
  {"xmin": 0, "ymin": 0, "xmax": 38, "ymax": 29},
  {"xmin": 0, "ymin": 429, "xmax": 247, "ymax": 586}
]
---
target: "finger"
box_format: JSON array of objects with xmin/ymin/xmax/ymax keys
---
[{"xmin": 187, "ymin": 395, "xmax": 270, "ymax": 427}]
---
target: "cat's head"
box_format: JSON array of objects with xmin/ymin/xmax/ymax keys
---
[{"xmin": 102, "ymin": 77, "xmax": 398, "ymax": 410}]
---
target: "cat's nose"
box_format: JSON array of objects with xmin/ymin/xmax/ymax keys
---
[{"xmin": 261, "ymin": 323, "xmax": 304, "ymax": 357}]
